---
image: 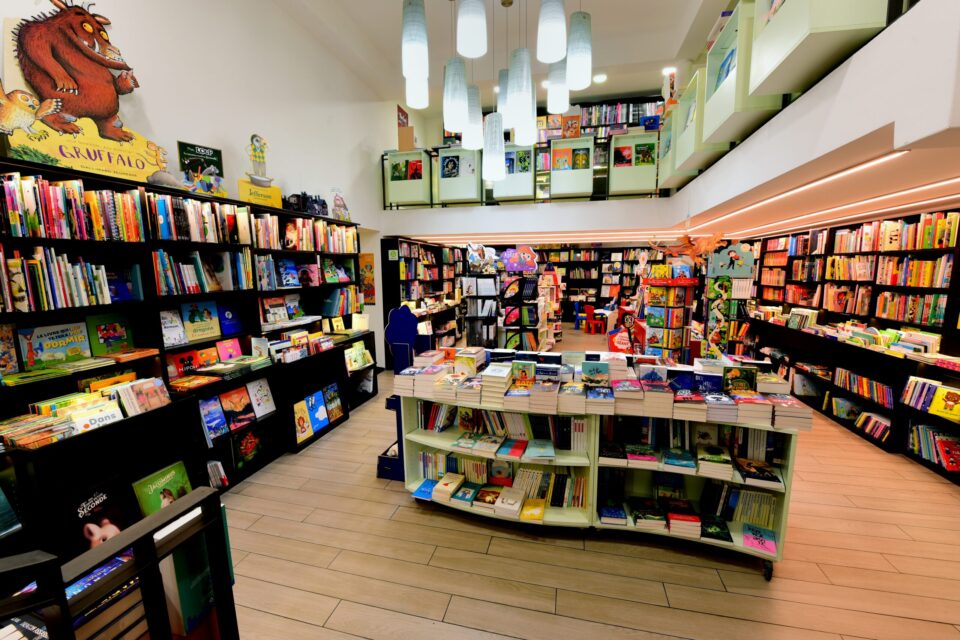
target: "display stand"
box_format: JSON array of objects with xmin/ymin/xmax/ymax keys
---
[
  {"xmin": 702, "ymin": 1, "xmax": 782, "ymax": 144},
  {"xmin": 493, "ymin": 145, "xmax": 537, "ymax": 201},
  {"xmin": 384, "ymin": 150, "xmax": 432, "ymax": 206},
  {"xmin": 549, "ymin": 137, "xmax": 594, "ymax": 197},
  {"xmin": 657, "ymin": 109, "xmax": 697, "ymax": 190},
  {"xmin": 438, "ymin": 148, "xmax": 483, "ymax": 204},
  {"xmin": 608, "ymin": 132, "xmax": 659, "ymax": 195},
  {"xmin": 674, "ymin": 68, "xmax": 729, "ymax": 173},
  {"xmin": 749, "ymin": 0, "xmax": 887, "ymax": 97}
]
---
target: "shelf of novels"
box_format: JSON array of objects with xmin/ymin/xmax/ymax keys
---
[
  {"xmin": 703, "ymin": 1, "xmax": 782, "ymax": 145},
  {"xmin": 748, "ymin": 0, "xmax": 888, "ymax": 97}
]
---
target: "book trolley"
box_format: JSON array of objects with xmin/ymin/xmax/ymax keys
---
[{"xmin": 397, "ymin": 389, "xmax": 800, "ymax": 579}]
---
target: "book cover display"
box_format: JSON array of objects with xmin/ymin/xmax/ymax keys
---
[
  {"xmin": 18, "ymin": 323, "xmax": 91, "ymax": 370},
  {"xmin": 86, "ymin": 314, "xmax": 133, "ymax": 356},
  {"xmin": 438, "ymin": 148, "xmax": 481, "ymax": 203},
  {"xmin": 131, "ymin": 462, "xmax": 192, "ymax": 516},
  {"xmin": 219, "ymin": 387, "xmax": 256, "ymax": 431},
  {"xmin": 180, "ymin": 302, "xmax": 221, "ymax": 342},
  {"xmin": 550, "ymin": 138, "xmax": 593, "ymax": 197},
  {"xmin": 609, "ymin": 132, "xmax": 659, "ymax": 194},
  {"xmin": 68, "ymin": 480, "xmax": 133, "ymax": 556}
]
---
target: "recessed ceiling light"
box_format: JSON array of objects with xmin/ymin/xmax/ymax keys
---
[
  {"xmin": 540, "ymin": 79, "xmax": 550, "ymax": 89},
  {"xmin": 593, "ymin": 73, "xmax": 607, "ymax": 83}
]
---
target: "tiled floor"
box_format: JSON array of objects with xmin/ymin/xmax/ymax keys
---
[{"xmin": 224, "ymin": 324, "xmax": 960, "ymax": 640}]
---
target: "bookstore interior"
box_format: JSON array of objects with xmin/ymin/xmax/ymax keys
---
[{"xmin": 3, "ymin": 0, "xmax": 960, "ymax": 638}]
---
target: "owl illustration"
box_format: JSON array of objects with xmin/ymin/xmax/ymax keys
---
[{"xmin": 0, "ymin": 78, "xmax": 62, "ymax": 140}]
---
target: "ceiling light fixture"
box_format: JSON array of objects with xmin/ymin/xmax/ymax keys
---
[
  {"xmin": 507, "ymin": 47, "xmax": 533, "ymax": 133},
  {"xmin": 401, "ymin": 0, "xmax": 429, "ymax": 79},
  {"xmin": 482, "ymin": 112, "xmax": 507, "ymax": 181},
  {"xmin": 547, "ymin": 60, "xmax": 569, "ymax": 114},
  {"xmin": 537, "ymin": 0, "xmax": 567, "ymax": 63},
  {"xmin": 514, "ymin": 85, "xmax": 538, "ymax": 146},
  {"xmin": 405, "ymin": 75, "xmax": 429, "ymax": 110},
  {"xmin": 457, "ymin": 0, "xmax": 488, "ymax": 58},
  {"xmin": 686, "ymin": 150, "xmax": 910, "ymax": 231},
  {"xmin": 462, "ymin": 85, "xmax": 484, "ymax": 149},
  {"xmin": 592, "ymin": 72, "xmax": 607, "ymax": 83},
  {"xmin": 566, "ymin": 11, "xmax": 592, "ymax": 90},
  {"xmin": 731, "ymin": 175, "xmax": 960, "ymax": 236},
  {"xmin": 442, "ymin": 58, "xmax": 468, "ymax": 132}
]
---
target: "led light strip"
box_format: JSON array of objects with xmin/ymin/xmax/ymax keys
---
[
  {"xmin": 685, "ymin": 150, "xmax": 910, "ymax": 232},
  {"xmin": 731, "ymin": 176, "xmax": 960, "ymax": 236}
]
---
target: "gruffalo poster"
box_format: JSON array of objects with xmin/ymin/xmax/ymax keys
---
[{"xmin": 0, "ymin": 0, "xmax": 167, "ymax": 181}]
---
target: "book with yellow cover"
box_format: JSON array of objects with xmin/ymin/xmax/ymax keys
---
[
  {"xmin": 928, "ymin": 386, "xmax": 960, "ymax": 423},
  {"xmin": 519, "ymin": 498, "xmax": 545, "ymax": 522}
]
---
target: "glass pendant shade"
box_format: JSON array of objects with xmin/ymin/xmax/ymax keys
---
[
  {"xmin": 457, "ymin": 0, "xmax": 488, "ymax": 59},
  {"xmin": 566, "ymin": 11, "xmax": 592, "ymax": 91},
  {"xmin": 496, "ymin": 69, "xmax": 511, "ymax": 128},
  {"xmin": 537, "ymin": 0, "xmax": 567, "ymax": 64},
  {"xmin": 405, "ymin": 75, "xmax": 429, "ymax": 110},
  {"xmin": 507, "ymin": 48, "xmax": 533, "ymax": 129},
  {"xmin": 514, "ymin": 87, "xmax": 538, "ymax": 146},
  {"xmin": 482, "ymin": 113, "xmax": 506, "ymax": 181},
  {"xmin": 443, "ymin": 57, "xmax": 468, "ymax": 132},
  {"xmin": 462, "ymin": 85, "xmax": 483, "ymax": 150},
  {"xmin": 547, "ymin": 61, "xmax": 569, "ymax": 114},
  {"xmin": 401, "ymin": 0, "xmax": 429, "ymax": 79}
]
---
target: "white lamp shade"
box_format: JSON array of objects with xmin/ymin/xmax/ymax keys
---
[
  {"xmin": 443, "ymin": 57, "xmax": 469, "ymax": 132},
  {"xmin": 482, "ymin": 113, "xmax": 506, "ymax": 181},
  {"xmin": 405, "ymin": 75, "xmax": 429, "ymax": 110},
  {"xmin": 457, "ymin": 0, "xmax": 488, "ymax": 59},
  {"xmin": 496, "ymin": 68, "xmax": 511, "ymax": 128},
  {"xmin": 514, "ymin": 87, "xmax": 538, "ymax": 146},
  {"xmin": 462, "ymin": 85, "xmax": 483, "ymax": 150},
  {"xmin": 566, "ymin": 11, "xmax": 592, "ymax": 91},
  {"xmin": 537, "ymin": 0, "xmax": 567, "ymax": 64},
  {"xmin": 401, "ymin": 0, "xmax": 429, "ymax": 79},
  {"xmin": 547, "ymin": 61, "xmax": 569, "ymax": 114},
  {"xmin": 507, "ymin": 48, "xmax": 533, "ymax": 129}
]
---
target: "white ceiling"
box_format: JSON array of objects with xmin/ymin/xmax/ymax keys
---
[{"xmin": 276, "ymin": 0, "xmax": 731, "ymax": 111}]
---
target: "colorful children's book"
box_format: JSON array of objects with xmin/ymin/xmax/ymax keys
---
[
  {"xmin": 217, "ymin": 303, "xmax": 243, "ymax": 335},
  {"xmin": 160, "ymin": 310, "xmax": 188, "ymax": 347},
  {"xmin": 305, "ymin": 390, "xmax": 330, "ymax": 433},
  {"xmin": 929, "ymin": 386, "xmax": 960, "ymax": 423},
  {"xmin": 180, "ymin": 302, "xmax": 221, "ymax": 342},
  {"xmin": 216, "ymin": 338, "xmax": 242, "ymax": 361},
  {"xmin": 293, "ymin": 400, "xmax": 312, "ymax": 443},
  {"xmin": 277, "ymin": 259, "xmax": 300, "ymax": 288},
  {"xmin": 18, "ymin": 323, "xmax": 91, "ymax": 370},
  {"xmin": 722, "ymin": 366, "xmax": 758, "ymax": 392},
  {"xmin": 86, "ymin": 314, "xmax": 133, "ymax": 356},
  {"xmin": 196, "ymin": 347, "xmax": 219, "ymax": 367},
  {"xmin": 199, "ymin": 397, "xmax": 229, "ymax": 440},
  {"xmin": 246, "ymin": 378, "xmax": 277, "ymax": 418},
  {"xmin": 742, "ymin": 524, "xmax": 777, "ymax": 555},
  {"xmin": 0, "ymin": 324, "xmax": 19, "ymax": 374},
  {"xmin": 219, "ymin": 387, "xmax": 256, "ymax": 431},
  {"xmin": 323, "ymin": 383, "xmax": 344, "ymax": 422},
  {"xmin": 67, "ymin": 479, "xmax": 132, "ymax": 557},
  {"xmin": 166, "ymin": 351, "xmax": 199, "ymax": 379},
  {"xmin": 413, "ymin": 479, "xmax": 438, "ymax": 500},
  {"xmin": 581, "ymin": 361, "xmax": 610, "ymax": 386},
  {"xmin": 131, "ymin": 461, "xmax": 192, "ymax": 515}
]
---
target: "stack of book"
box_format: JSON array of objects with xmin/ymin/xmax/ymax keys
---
[
  {"xmin": 493, "ymin": 487, "xmax": 526, "ymax": 518},
  {"xmin": 640, "ymin": 380, "xmax": 674, "ymax": 418},
  {"xmin": 558, "ymin": 382, "xmax": 586, "ymax": 413},
  {"xmin": 731, "ymin": 391, "xmax": 774, "ymax": 423},
  {"xmin": 705, "ymin": 393, "xmax": 739, "ymax": 422},
  {"xmin": 471, "ymin": 485, "xmax": 503, "ymax": 511},
  {"xmin": 673, "ymin": 389, "xmax": 707, "ymax": 421},
  {"xmin": 523, "ymin": 439, "xmax": 556, "ymax": 462},
  {"xmin": 414, "ymin": 350, "xmax": 445, "ymax": 367},
  {"xmin": 530, "ymin": 381, "xmax": 560, "ymax": 414},
  {"xmin": 625, "ymin": 497, "xmax": 667, "ymax": 531},
  {"xmin": 414, "ymin": 365, "xmax": 451, "ymax": 399},
  {"xmin": 585, "ymin": 387, "xmax": 615, "ymax": 415},
  {"xmin": 734, "ymin": 458, "xmax": 784, "ymax": 490},
  {"xmin": 503, "ymin": 384, "xmax": 531, "ymax": 411},
  {"xmin": 625, "ymin": 444, "xmax": 660, "ymax": 470},
  {"xmin": 456, "ymin": 377, "xmax": 483, "ymax": 406},
  {"xmin": 496, "ymin": 438, "xmax": 528, "ymax": 460},
  {"xmin": 663, "ymin": 498, "xmax": 701, "ymax": 538},
  {"xmin": 431, "ymin": 472, "xmax": 465, "ymax": 502},
  {"xmin": 696, "ymin": 444, "xmax": 734, "ymax": 480},
  {"xmin": 454, "ymin": 347, "xmax": 487, "ymax": 376},
  {"xmin": 433, "ymin": 373, "xmax": 465, "ymax": 403},
  {"xmin": 598, "ymin": 442, "xmax": 628, "ymax": 466},
  {"xmin": 662, "ymin": 448, "xmax": 697, "ymax": 475},
  {"xmin": 756, "ymin": 373, "xmax": 790, "ymax": 394},
  {"xmin": 767, "ymin": 394, "xmax": 813, "ymax": 431},
  {"xmin": 394, "ymin": 367, "xmax": 419, "ymax": 397},
  {"xmin": 601, "ymin": 354, "xmax": 630, "ymax": 380},
  {"xmin": 612, "ymin": 380, "xmax": 645, "ymax": 416},
  {"xmin": 480, "ymin": 363, "xmax": 513, "ymax": 408}
]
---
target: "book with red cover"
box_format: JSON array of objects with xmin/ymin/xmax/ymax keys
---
[
  {"xmin": 937, "ymin": 439, "xmax": 960, "ymax": 472},
  {"xmin": 496, "ymin": 438, "xmax": 528, "ymax": 460},
  {"xmin": 729, "ymin": 390, "xmax": 772, "ymax": 405},
  {"xmin": 640, "ymin": 380, "xmax": 673, "ymax": 393},
  {"xmin": 673, "ymin": 389, "xmax": 705, "ymax": 402}
]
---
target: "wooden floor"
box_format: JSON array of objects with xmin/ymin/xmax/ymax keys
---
[{"xmin": 225, "ymin": 325, "xmax": 960, "ymax": 640}]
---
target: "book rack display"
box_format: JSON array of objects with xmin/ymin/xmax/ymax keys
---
[{"xmin": 462, "ymin": 273, "xmax": 500, "ymax": 349}]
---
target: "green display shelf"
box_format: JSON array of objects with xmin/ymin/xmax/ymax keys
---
[
  {"xmin": 657, "ymin": 108, "xmax": 697, "ymax": 190},
  {"xmin": 675, "ymin": 68, "xmax": 730, "ymax": 173},
  {"xmin": 749, "ymin": 0, "xmax": 887, "ymax": 97},
  {"xmin": 608, "ymin": 132, "xmax": 659, "ymax": 195},
  {"xmin": 492, "ymin": 144, "xmax": 537, "ymax": 201},
  {"xmin": 438, "ymin": 148, "xmax": 483, "ymax": 203},
  {"xmin": 550, "ymin": 137, "xmax": 594, "ymax": 197},
  {"xmin": 385, "ymin": 150, "xmax": 432, "ymax": 206},
  {"xmin": 703, "ymin": 1, "xmax": 782, "ymax": 144}
]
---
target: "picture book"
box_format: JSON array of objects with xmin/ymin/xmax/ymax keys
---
[
  {"xmin": 0, "ymin": 324, "xmax": 18, "ymax": 374},
  {"xmin": 441, "ymin": 155, "xmax": 460, "ymax": 179},
  {"xmin": 613, "ymin": 146, "xmax": 632, "ymax": 167},
  {"xmin": 216, "ymin": 338, "xmax": 242, "ymax": 361},
  {"xmin": 180, "ymin": 302, "xmax": 221, "ymax": 342},
  {"xmin": 217, "ymin": 303, "xmax": 243, "ymax": 335},
  {"xmin": 581, "ymin": 361, "xmax": 610, "ymax": 386},
  {"xmin": 511, "ymin": 361, "xmax": 536, "ymax": 387},
  {"xmin": 131, "ymin": 461, "xmax": 192, "ymax": 516},
  {"xmin": 219, "ymin": 386, "xmax": 256, "ymax": 431},
  {"xmin": 561, "ymin": 115, "xmax": 581, "ymax": 139},
  {"xmin": 86, "ymin": 314, "xmax": 133, "ymax": 356},
  {"xmin": 634, "ymin": 143, "xmax": 655, "ymax": 165},
  {"xmin": 552, "ymin": 148, "xmax": 573, "ymax": 171},
  {"xmin": 285, "ymin": 294, "xmax": 304, "ymax": 319},
  {"xmin": 306, "ymin": 390, "xmax": 330, "ymax": 433},
  {"xmin": 293, "ymin": 400, "xmax": 312, "ymax": 443},
  {"xmin": 516, "ymin": 150, "xmax": 532, "ymax": 173},
  {"xmin": 323, "ymin": 383, "xmax": 344, "ymax": 422},
  {"xmin": 722, "ymin": 366, "xmax": 757, "ymax": 392},
  {"xmin": 199, "ymin": 397, "xmax": 229, "ymax": 440},
  {"xmin": 160, "ymin": 310, "xmax": 188, "ymax": 347},
  {"xmin": 413, "ymin": 479, "xmax": 438, "ymax": 500},
  {"xmin": 278, "ymin": 259, "xmax": 300, "ymax": 288},
  {"xmin": 742, "ymin": 524, "xmax": 777, "ymax": 556},
  {"xmin": 929, "ymin": 386, "xmax": 960, "ymax": 422},
  {"xmin": 572, "ymin": 148, "xmax": 590, "ymax": 170},
  {"xmin": 233, "ymin": 430, "xmax": 261, "ymax": 470},
  {"xmin": 547, "ymin": 114, "xmax": 562, "ymax": 129},
  {"xmin": 67, "ymin": 479, "xmax": 133, "ymax": 557},
  {"xmin": 407, "ymin": 159, "xmax": 423, "ymax": 180},
  {"xmin": 715, "ymin": 46, "xmax": 737, "ymax": 91},
  {"xmin": 391, "ymin": 160, "xmax": 408, "ymax": 181},
  {"xmin": 452, "ymin": 482, "xmax": 481, "ymax": 504},
  {"xmin": 166, "ymin": 350, "xmax": 199, "ymax": 379},
  {"xmin": 246, "ymin": 378, "xmax": 277, "ymax": 418},
  {"xmin": 196, "ymin": 347, "xmax": 219, "ymax": 367},
  {"xmin": 299, "ymin": 263, "xmax": 320, "ymax": 287},
  {"xmin": 18, "ymin": 323, "xmax": 91, "ymax": 370}
]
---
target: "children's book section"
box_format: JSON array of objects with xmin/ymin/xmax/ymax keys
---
[
  {"xmin": 0, "ymin": 158, "xmax": 377, "ymax": 635},
  {"xmin": 396, "ymin": 347, "xmax": 809, "ymax": 575},
  {"xmin": 742, "ymin": 211, "xmax": 960, "ymax": 482}
]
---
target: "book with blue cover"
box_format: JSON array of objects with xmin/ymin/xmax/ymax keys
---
[
  {"xmin": 278, "ymin": 259, "xmax": 300, "ymax": 288},
  {"xmin": 523, "ymin": 439, "xmax": 556, "ymax": 460},
  {"xmin": 412, "ymin": 479, "xmax": 438, "ymax": 500},
  {"xmin": 662, "ymin": 448, "xmax": 697, "ymax": 468},
  {"xmin": 199, "ymin": 397, "xmax": 229, "ymax": 440},
  {"xmin": 581, "ymin": 361, "xmax": 610, "ymax": 386},
  {"xmin": 451, "ymin": 482, "xmax": 482, "ymax": 504}
]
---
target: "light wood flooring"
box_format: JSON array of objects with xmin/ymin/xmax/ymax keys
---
[{"xmin": 225, "ymin": 325, "xmax": 960, "ymax": 640}]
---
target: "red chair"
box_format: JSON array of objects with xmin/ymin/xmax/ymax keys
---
[{"xmin": 583, "ymin": 305, "xmax": 606, "ymax": 334}]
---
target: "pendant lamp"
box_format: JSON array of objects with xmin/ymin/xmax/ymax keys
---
[
  {"xmin": 496, "ymin": 68, "xmax": 511, "ymax": 128},
  {"xmin": 401, "ymin": 0, "xmax": 429, "ymax": 79},
  {"xmin": 405, "ymin": 75, "xmax": 429, "ymax": 110},
  {"xmin": 514, "ymin": 86, "xmax": 538, "ymax": 146},
  {"xmin": 457, "ymin": 0, "xmax": 488, "ymax": 59},
  {"xmin": 443, "ymin": 57, "xmax": 468, "ymax": 132},
  {"xmin": 507, "ymin": 48, "xmax": 533, "ymax": 129},
  {"xmin": 547, "ymin": 60, "xmax": 569, "ymax": 114},
  {"xmin": 536, "ymin": 0, "xmax": 566, "ymax": 64},
  {"xmin": 566, "ymin": 11, "xmax": 592, "ymax": 90},
  {"xmin": 482, "ymin": 112, "xmax": 506, "ymax": 181},
  {"xmin": 462, "ymin": 85, "xmax": 483, "ymax": 150}
]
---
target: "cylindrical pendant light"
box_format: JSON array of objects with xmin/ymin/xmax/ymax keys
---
[
  {"xmin": 496, "ymin": 68, "xmax": 511, "ymax": 128},
  {"xmin": 405, "ymin": 75, "xmax": 429, "ymax": 110},
  {"xmin": 482, "ymin": 112, "xmax": 506, "ymax": 181},
  {"xmin": 462, "ymin": 85, "xmax": 483, "ymax": 150},
  {"xmin": 401, "ymin": 0, "xmax": 429, "ymax": 79},
  {"xmin": 443, "ymin": 57, "xmax": 469, "ymax": 132},
  {"xmin": 507, "ymin": 48, "xmax": 533, "ymax": 129},
  {"xmin": 566, "ymin": 11, "xmax": 592, "ymax": 91},
  {"xmin": 457, "ymin": 0, "xmax": 488, "ymax": 59},
  {"xmin": 537, "ymin": 0, "xmax": 566, "ymax": 64},
  {"xmin": 514, "ymin": 86, "xmax": 538, "ymax": 146},
  {"xmin": 547, "ymin": 60, "xmax": 569, "ymax": 114}
]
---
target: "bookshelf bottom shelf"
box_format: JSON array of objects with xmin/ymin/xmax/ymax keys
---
[
  {"xmin": 593, "ymin": 521, "xmax": 778, "ymax": 561},
  {"xmin": 405, "ymin": 482, "xmax": 592, "ymax": 527}
]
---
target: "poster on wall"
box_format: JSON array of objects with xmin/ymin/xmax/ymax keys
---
[
  {"xmin": 397, "ymin": 105, "xmax": 408, "ymax": 128},
  {"xmin": 359, "ymin": 253, "xmax": 376, "ymax": 305},
  {"xmin": 178, "ymin": 142, "xmax": 227, "ymax": 196},
  {"xmin": 0, "ymin": 3, "xmax": 170, "ymax": 183}
]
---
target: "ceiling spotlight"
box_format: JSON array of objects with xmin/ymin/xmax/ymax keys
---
[{"xmin": 592, "ymin": 73, "xmax": 607, "ymax": 83}]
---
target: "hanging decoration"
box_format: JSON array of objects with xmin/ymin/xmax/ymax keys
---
[
  {"xmin": 482, "ymin": 112, "xmax": 506, "ymax": 181},
  {"xmin": 401, "ymin": 0, "xmax": 429, "ymax": 79},
  {"xmin": 462, "ymin": 85, "xmax": 483, "ymax": 150},
  {"xmin": 536, "ymin": 0, "xmax": 567, "ymax": 64},
  {"xmin": 496, "ymin": 68, "xmax": 511, "ymax": 128},
  {"xmin": 442, "ymin": 59, "xmax": 468, "ymax": 132},
  {"xmin": 506, "ymin": 47, "xmax": 533, "ymax": 132},
  {"xmin": 547, "ymin": 60, "xmax": 569, "ymax": 114},
  {"xmin": 566, "ymin": 11, "xmax": 592, "ymax": 91},
  {"xmin": 405, "ymin": 74, "xmax": 429, "ymax": 110},
  {"xmin": 457, "ymin": 0, "xmax": 488, "ymax": 58}
]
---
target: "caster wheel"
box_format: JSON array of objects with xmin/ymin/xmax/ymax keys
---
[{"xmin": 762, "ymin": 560, "xmax": 774, "ymax": 581}]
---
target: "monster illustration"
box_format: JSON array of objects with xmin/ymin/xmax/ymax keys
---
[
  {"xmin": 15, "ymin": 0, "xmax": 139, "ymax": 141},
  {"xmin": 649, "ymin": 233, "xmax": 727, "ymax": 266}
]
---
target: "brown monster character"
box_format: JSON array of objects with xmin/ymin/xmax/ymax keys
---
[{"xmin": 15, "ymin": 0, "xmax": 139, "ymax": 141}]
